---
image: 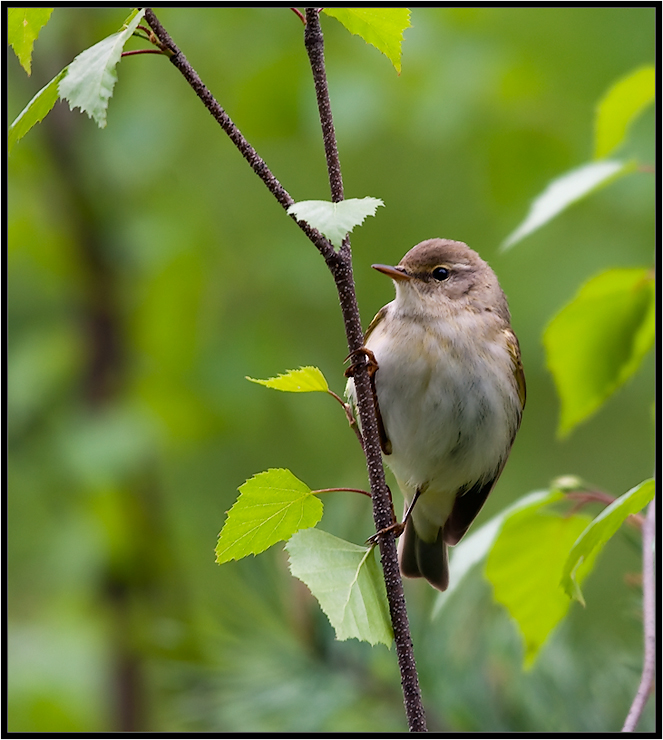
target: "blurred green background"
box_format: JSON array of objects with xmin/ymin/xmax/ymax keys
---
[{"xmin": 8, "ymin": 7, "xmax": 655, "ymax": 733}]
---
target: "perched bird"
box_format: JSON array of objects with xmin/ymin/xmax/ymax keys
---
[{"xmin": 347, "ymin": 239, "xmax": 525, "ymax": 591}]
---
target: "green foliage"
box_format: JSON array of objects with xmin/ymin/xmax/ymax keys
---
[
  {"xmin": 8, "ymin": 70, "xmax": 66, "ymax": 154},
  {"xmin": 58, "ymin": 9, "xmax": 146, "ymax": 128},
  {"xmin": 433, "ymin": 489, "xmax": 561, "ymax": 616},
  {"xmin": 247, "ymin": 366, "xmax": 329, "ymax": 393},
  {"xmin": 594, "ymin": 66, "xmax": 655, "ymax": 159},
  {"xmin": 322, "ymin": 8, "xmax": 411, "ymax": 74},
  {"xmin": 286, "ymin": 529, "xmax": 393, "ymax": 647},
  {"xmin": 7, "ymin": 6, "xmax": 655, "ymax": 733},
  {"xmin": 562, "ymin": 479, "xmax": 655, "ymax": 605},
  {"xmin": 215, "ymin": 469, "xmax": 323, "ymax": 563},
  {"xmin": 287, "ymin": 198, "xmax": 384, "ymax": 248},
  {"xmin": 8, "ymin": 8, "xmax": 53, "ymax": 75},
  {"xmin": 544, "ymin": 267, "xmax": 655, "ymax": 436},
  {"xmin": 502, "ymin": 160, "xmax": 636, "ymax": 249},
  {"xmin": 485, "ymin": 500, "xmax": 595, "ymax": 668}
]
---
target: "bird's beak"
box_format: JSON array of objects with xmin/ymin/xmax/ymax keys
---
[{"xmin": 372, "ymin": 264, "xmax": 411, "ymax": 281}]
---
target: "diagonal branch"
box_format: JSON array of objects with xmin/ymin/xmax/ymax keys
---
[
  {"xmin": 143, "ymin": 8, "xmax": 337, "ymax": 265},
  {"xmin": 622, "ymin": 497, "xmax": 656, "ymax": 732}
]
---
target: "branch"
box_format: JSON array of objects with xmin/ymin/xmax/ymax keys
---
[
  {"xmin": 622, "ymin": 497, "xmax": 656, "ymax": 732},
  {"xmin": 303, "ymin": 8, "xmax": 427, "ymax": 732},
  {"xmin": 143, "ymin": 7, "xmax": 337, "ymax": 265},
  {"xmin": 143, "ymin": 7, "xmax": 427, "ymax": 731}
]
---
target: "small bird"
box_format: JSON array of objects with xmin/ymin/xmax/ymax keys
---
[{"xmin": 347, "ymin": 238, "xmax": 525, "ymax": 591}]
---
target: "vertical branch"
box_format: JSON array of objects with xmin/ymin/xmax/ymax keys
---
[
  {"xmin": 303, "ymin": 9, "xmax": 427, "ymax": 732},
  {"xmin": 143, "ymin": 7, "xmax": 428, "ymax": 732},
  {"xmin": 622, "ymin": 497, "xmax": 656, "ymax": 732},
  {"xmin": 304, "ymin": 8, "xmax": 344, "ymax": 202}
]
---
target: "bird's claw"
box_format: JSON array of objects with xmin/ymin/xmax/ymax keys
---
[
  {"xmin": 344, "ymin": 346, "xmax": 379, "ymax": 379},
  {"xmin": 366, "ymin": 520, "xmax": 405, "ymax": 546}
]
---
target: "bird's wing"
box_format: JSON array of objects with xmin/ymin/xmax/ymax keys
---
[{"xmin": 364, "ymin": 305, "xmax": 392, "ymax": 455}]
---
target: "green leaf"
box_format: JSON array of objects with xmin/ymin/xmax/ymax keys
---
[
  {"xmin": 286, "ymin": 529, "xmax": 393, "ymax": 647},
  {"xmin": 433, "ymin": 489, "xmax": 563, "ymax": 617},
  {"xmin": 215, "ymin": 469, "xmax": 323, "ymax": 563},
  {"xmin": 501, "ymin": 160, "xmax": 637, "ymax": 249},
  {"xmin": 8, "ymin": 69, "xmax": 66, "ymax": 154},
  {"xmin": 8, "ymin": 8, "xmax": 53, "ymax": 75},
  {"xmin": 322, "ymin": 8, "xmax": 411, "ymax": 74},
  {"xmin": 58, "ymin": 8, "xmax": 146, "ymax": 128},
  {"xmin": 544, "ymin": 267, "xmax": 655, "ymax": 436},
  {"xmin": 594, "ymin": 66, "xmax": 655, "ymax": 159},
  {"xmin": 247, "ymin": 366, "xmax": 329, "ymax": 393},
  {"xmin": 485, "ymin": 504, "xmax": 595, "ymax": 668},
  {"xmin": 287, "ymin": 197, "xmax": 384, "ymax": 248},
  {"xmin": 562, "ymin": 479, "xmax": 655, "ymax": 604}
]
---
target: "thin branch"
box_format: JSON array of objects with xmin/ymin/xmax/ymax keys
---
[
  {"xmin": 622, "ymin": 497, "xmax": 656, "ymax": 732},
  {"xmin": 303, "ymin": 9, "xmax": 427, "ymax": 732},
  {"xmin": 143, "ymin": 7, "xmax": 427, "ymax": 732},
  {"xmin": 565, "ymin": 490, "xmax": 646, "ymax": 528},
  {"xmin": 121, "ymin": 49, "xmax": 165, "ymax": 57},
  {"xmin": 304, "ymin": 8, "xmax": 344, "ymax": 202},
  {"xmin": 143, "ymin": 8, "xmax": 337, "ymax": 265}
]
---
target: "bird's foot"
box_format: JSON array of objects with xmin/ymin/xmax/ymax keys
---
[
  {"xmin": 344, "ymin": 346, "xmax": 379, "ymax": 379},
  {"xmin": 366, "ymin": 520, "xmax": 405, "ymax": 546}
]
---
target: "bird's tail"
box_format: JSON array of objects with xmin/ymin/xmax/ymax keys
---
[{"xmin": 398, "ymin": 515, "xmax": 449, "ymax": 592}]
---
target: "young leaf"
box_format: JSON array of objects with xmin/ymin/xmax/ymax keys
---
[
  {"xmin": 215, "ymin": 469, "xmax": 323, "ymax": 564},
  {"xmin": 286, "ymin": 529, "xmax": 393, "ymax": 647},
  {"xmin": 58, "ymin": 8, "xmax": 146, "ymax": 128},
  {"xmin": 8, "ymin": 69, "xmax": 66, "ymax": 154},
  {"xmin": 8, "ymin": 8, "xmax": 53, "ymax": 75},
  {"xmin": 594, "ymin": 66, "xmax": 655, "ymax": 159},
  {"xmin": 247, "ymin": 366, "xmax": 329, "ymax": 393},
  {"xmin": 485, "ymin": 505, "xmax": 596, "ymax": 668},
  {"xmin": 561, "ymin": 479, "xmax": 655, "ymax": 604},
  {"xmin": 433, "ymin": 489, "xmax": 563, "ymax": 617},
  {"xmin": 287, "ymin": 197, "xmax": 384, "ymax": 248},
  {"xmin": 544, "ymin": 267, "xmax": 655, "ymax": 436},
  {"xmin": 501, "ymin": 160, "xmax": 637, "ymax": 250},
  {"xmin": 322, "ymin": 8, "xmax": 411, "ymax": 74}
]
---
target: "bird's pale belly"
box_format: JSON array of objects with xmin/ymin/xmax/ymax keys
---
[{"xmin": 369, "ymin": 324, "xmax": 517, "ymax": 520}]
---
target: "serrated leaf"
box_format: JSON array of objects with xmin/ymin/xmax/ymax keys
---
[
  {"xmin": 485, "ymin": 504, "xmax": 596, "ymax": 668},
  {"xmin": 501, "ymin": 160, "xmax": 637, "ymax": 249},
  {"xmin": 215, "ymin": 469, "xmax": 323, "ymax": 563},
  {"xmin": 322, "ymin": 8, "xmax": 411, "ymax": 74},
  {"xmin": 247, "ymin": 366, "xmax": 329, "ymax": 393},
  {"xmin": 58, "ymin": 8, "xmax": 146, "ymax": 128},
  {"xmin": 287, "ymin": 197, "xmax": 384, "ymax": 248},
  {"xmin": 287, "ymin": 529, "xmax": 393, "ymax": 647},
  {"xmin": 544, "ymin": 267, "xmax": 655, "ymax": 436},
  {"xmin": 562, "ymin": 479, "xmax": 655, "ymax": 604},
  {"xmin": 433, "ymin": 489, "xmax": 562, "ymax": 617},
  {"xmin": 594, "ymin": 66, "xmax": 655, "ymax": 159},
  {"xmin": 8, "ymin": 69, "xmax": 66, "ymax": 154},
  {"xmin": 8, "ymin": 8, "xmax": 53, "ymax": 75}
]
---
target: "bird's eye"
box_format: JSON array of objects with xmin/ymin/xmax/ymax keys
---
[{"xmin": 432, "ymin": 266, "xmax": 450, "ymax": 281}]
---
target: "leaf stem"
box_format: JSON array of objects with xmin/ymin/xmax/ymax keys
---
[
  {"xmin": 121, "ymin": 49, "xmax": 165, "ymax": 57},
  {"xmin": 313, "ymin": 487, "xmax": 372, "ymax": 498},
  {"xmin": 622, "ymin": 497, "xmax": 656, "ymax": 732},
  {"xmin": 326, "ymin": 389, "xmax": 364, "ymax": 448}
]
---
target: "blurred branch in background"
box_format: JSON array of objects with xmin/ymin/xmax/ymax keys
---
[{"xmin": 622, "ymin": 498, "xmax": 656, "ymax": 733}]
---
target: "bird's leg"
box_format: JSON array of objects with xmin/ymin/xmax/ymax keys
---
[
  {"xmin": 344, "ymin": 346, "xmax": 379, "ymax": 379},
  {"xmin": 367, "ymin": 488, "xmax": 423, "ymax": 545}
]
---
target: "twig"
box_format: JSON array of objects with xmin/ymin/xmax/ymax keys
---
[
  {"xmin": 622, "ymin": 497, "xmax": 656, "ymax": 732},
  {"xmin": 565, "ymin": 490, "xmax": 646, "ymax": 528},
  {"xmin": 143, "ymin": 7, "xmax": 427, "ymax": 732},
  {"xmin": 303, "ymin": 8, "xmax": 427, "ymax": 732}
]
